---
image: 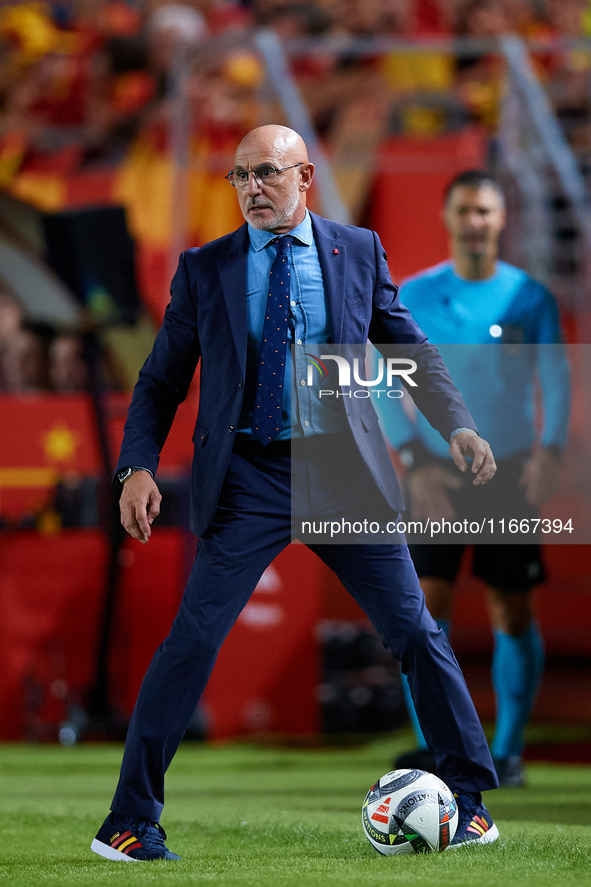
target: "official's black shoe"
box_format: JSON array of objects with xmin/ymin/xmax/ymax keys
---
[
  {"xmin": 91, "ymin": 812, "xmax": 181, "ymax": 861},
  {"xmin": 449, "ymin": 790, "xmax": 499, "ymax": 848},
  {"xmin": 494, "ymin": 756, "xmax": 526, "ymax": 788},
  {"xmin": 392, "ymin": 747, "xmax": 438, "ymax": 774}
]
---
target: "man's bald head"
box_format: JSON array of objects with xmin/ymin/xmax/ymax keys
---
[
  {"xmin": 235, "ymin": 125, "xmax": 309, "ymax": 166},
  {"xmin": 232, "ymin": 125, "xmax": 314, "ymax": 234}
]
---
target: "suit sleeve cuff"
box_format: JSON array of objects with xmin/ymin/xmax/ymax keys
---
[{"xmin": 449, "ymin": 426, "xmax": 478, "ymax": 442}]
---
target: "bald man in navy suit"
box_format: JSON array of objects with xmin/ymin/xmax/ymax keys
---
[{"xmin": 91, "ymin": 126, "xmax": 500, "ymax": 863}]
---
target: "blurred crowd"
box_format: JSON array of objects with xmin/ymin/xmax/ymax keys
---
[
  {"xmin": 1, "ymin": 1, "xmax": 590, "ymax": 391},
  {"xmin": 0, "ymin": 291, "xmax": 87, "ymax": 391},
  {"xmin": 0, "ymin": 289, "xmax": 123, "ymax": 393},
  {"xmin": 0, "ymin": 0, "xmax": 590, "ymax": 183}
]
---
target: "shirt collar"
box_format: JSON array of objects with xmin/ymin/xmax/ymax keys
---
[{"xmin": 248, "ymin": 209, "xmax": 313, "ymax": 252}]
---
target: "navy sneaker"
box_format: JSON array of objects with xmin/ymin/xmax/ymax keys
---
[
  {"xmin": 494, "ymin": 756, "xmax": 526, "ymax": 788},
  {"xmin": 449, "ymin": 791, "xmax": 499, "ymax": 848},
  {"xmin": 91, "ymin": 813, "xmax": 181, "ymax": 861}
]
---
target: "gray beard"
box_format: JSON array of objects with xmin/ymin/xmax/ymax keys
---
[{"xmin": 245, "ymin": 190, "xmax": 301, "ymax": 231}]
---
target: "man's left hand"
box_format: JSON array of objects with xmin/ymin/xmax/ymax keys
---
[{"xmin": 449, "ymin": 431, "xmax": 497, "ymax": 485}]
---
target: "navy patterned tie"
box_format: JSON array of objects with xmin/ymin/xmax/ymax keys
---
[{"xmin": 252, "ymin": 235, "xmax": 293, "ymax": 444}]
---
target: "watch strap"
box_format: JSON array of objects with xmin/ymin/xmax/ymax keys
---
[{"xmin": 117, "ymin": 466, "xmax": 153, "ymax": 484}]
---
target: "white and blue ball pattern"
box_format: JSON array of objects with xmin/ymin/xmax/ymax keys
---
[{"xmin": 362, "ymin": 769, "xmax": 458, "ymax": 855}]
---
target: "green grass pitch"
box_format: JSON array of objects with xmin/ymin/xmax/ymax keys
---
[{"xmin": 2, "ymin": 734, "xmax": 591, "ymax": 887}]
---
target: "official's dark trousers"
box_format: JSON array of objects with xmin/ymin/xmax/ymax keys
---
[{"xmin": 111, "ymin": 441, "xmax": 498, "ymax": 821}]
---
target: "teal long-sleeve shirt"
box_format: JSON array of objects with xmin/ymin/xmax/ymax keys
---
[{"xmin": 375, "ymin": 260, "xmax": 570, "ymax": 461}]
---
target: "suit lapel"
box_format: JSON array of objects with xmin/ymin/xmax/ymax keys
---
[
  {"xmin": 217, "ymin": 224, "xmax": 249, "ymax": 374},
  {"xmin": 310, "ymin": 212, "xmax": 346, "ymax": 345}
]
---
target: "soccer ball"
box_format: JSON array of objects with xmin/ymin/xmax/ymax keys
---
[{"xmin": 362, "ymin": 769, "xmax": 458, "ymax": 855}]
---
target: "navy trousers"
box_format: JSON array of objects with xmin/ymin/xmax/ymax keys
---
[{"xmin": 111, "ymin": 442, "xmax": 497, "ymax": 821}]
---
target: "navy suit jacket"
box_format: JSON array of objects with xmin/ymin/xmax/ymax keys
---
[{"xmin": 117, "ymin": 212, "xmax": 476, "ymax": 536}]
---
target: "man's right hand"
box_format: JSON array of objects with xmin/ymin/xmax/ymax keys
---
[
  {"xmin": 119, "ymin": 470, "xmax": 162, "ymax": 543},
  {"xmin": 406, "ymin": 465, "xmax": 463, "ymax": 522}
]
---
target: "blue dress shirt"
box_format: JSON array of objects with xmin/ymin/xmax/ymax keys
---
[{"xmin": 237, "ymin": 210, "xmax": 348, "ymax": 440}]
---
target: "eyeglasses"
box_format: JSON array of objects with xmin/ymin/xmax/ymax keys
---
[{"xmin": 225, "ymin": 163, "xmax": 303, "ymax": 189}]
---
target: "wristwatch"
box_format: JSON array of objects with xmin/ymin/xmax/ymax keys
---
[{"xmin": 117, "ymin": 466, "xmax": 151, "ymax": 484}]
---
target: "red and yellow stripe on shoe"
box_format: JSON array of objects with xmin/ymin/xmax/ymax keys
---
[
  {"xmin": 91, "ymin": 829, "xmax": 142, "ymax": 862},
  {"xmin": 110, "ymin": 831, "xmax": 143, "ymax": 855},
  {"xmin": 449, "ymin": 807, "xmax": 500, "ymax": 849},
  {"xmin": 467, "ymin": 815, "xmax": 491, "ymax": 838}
]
